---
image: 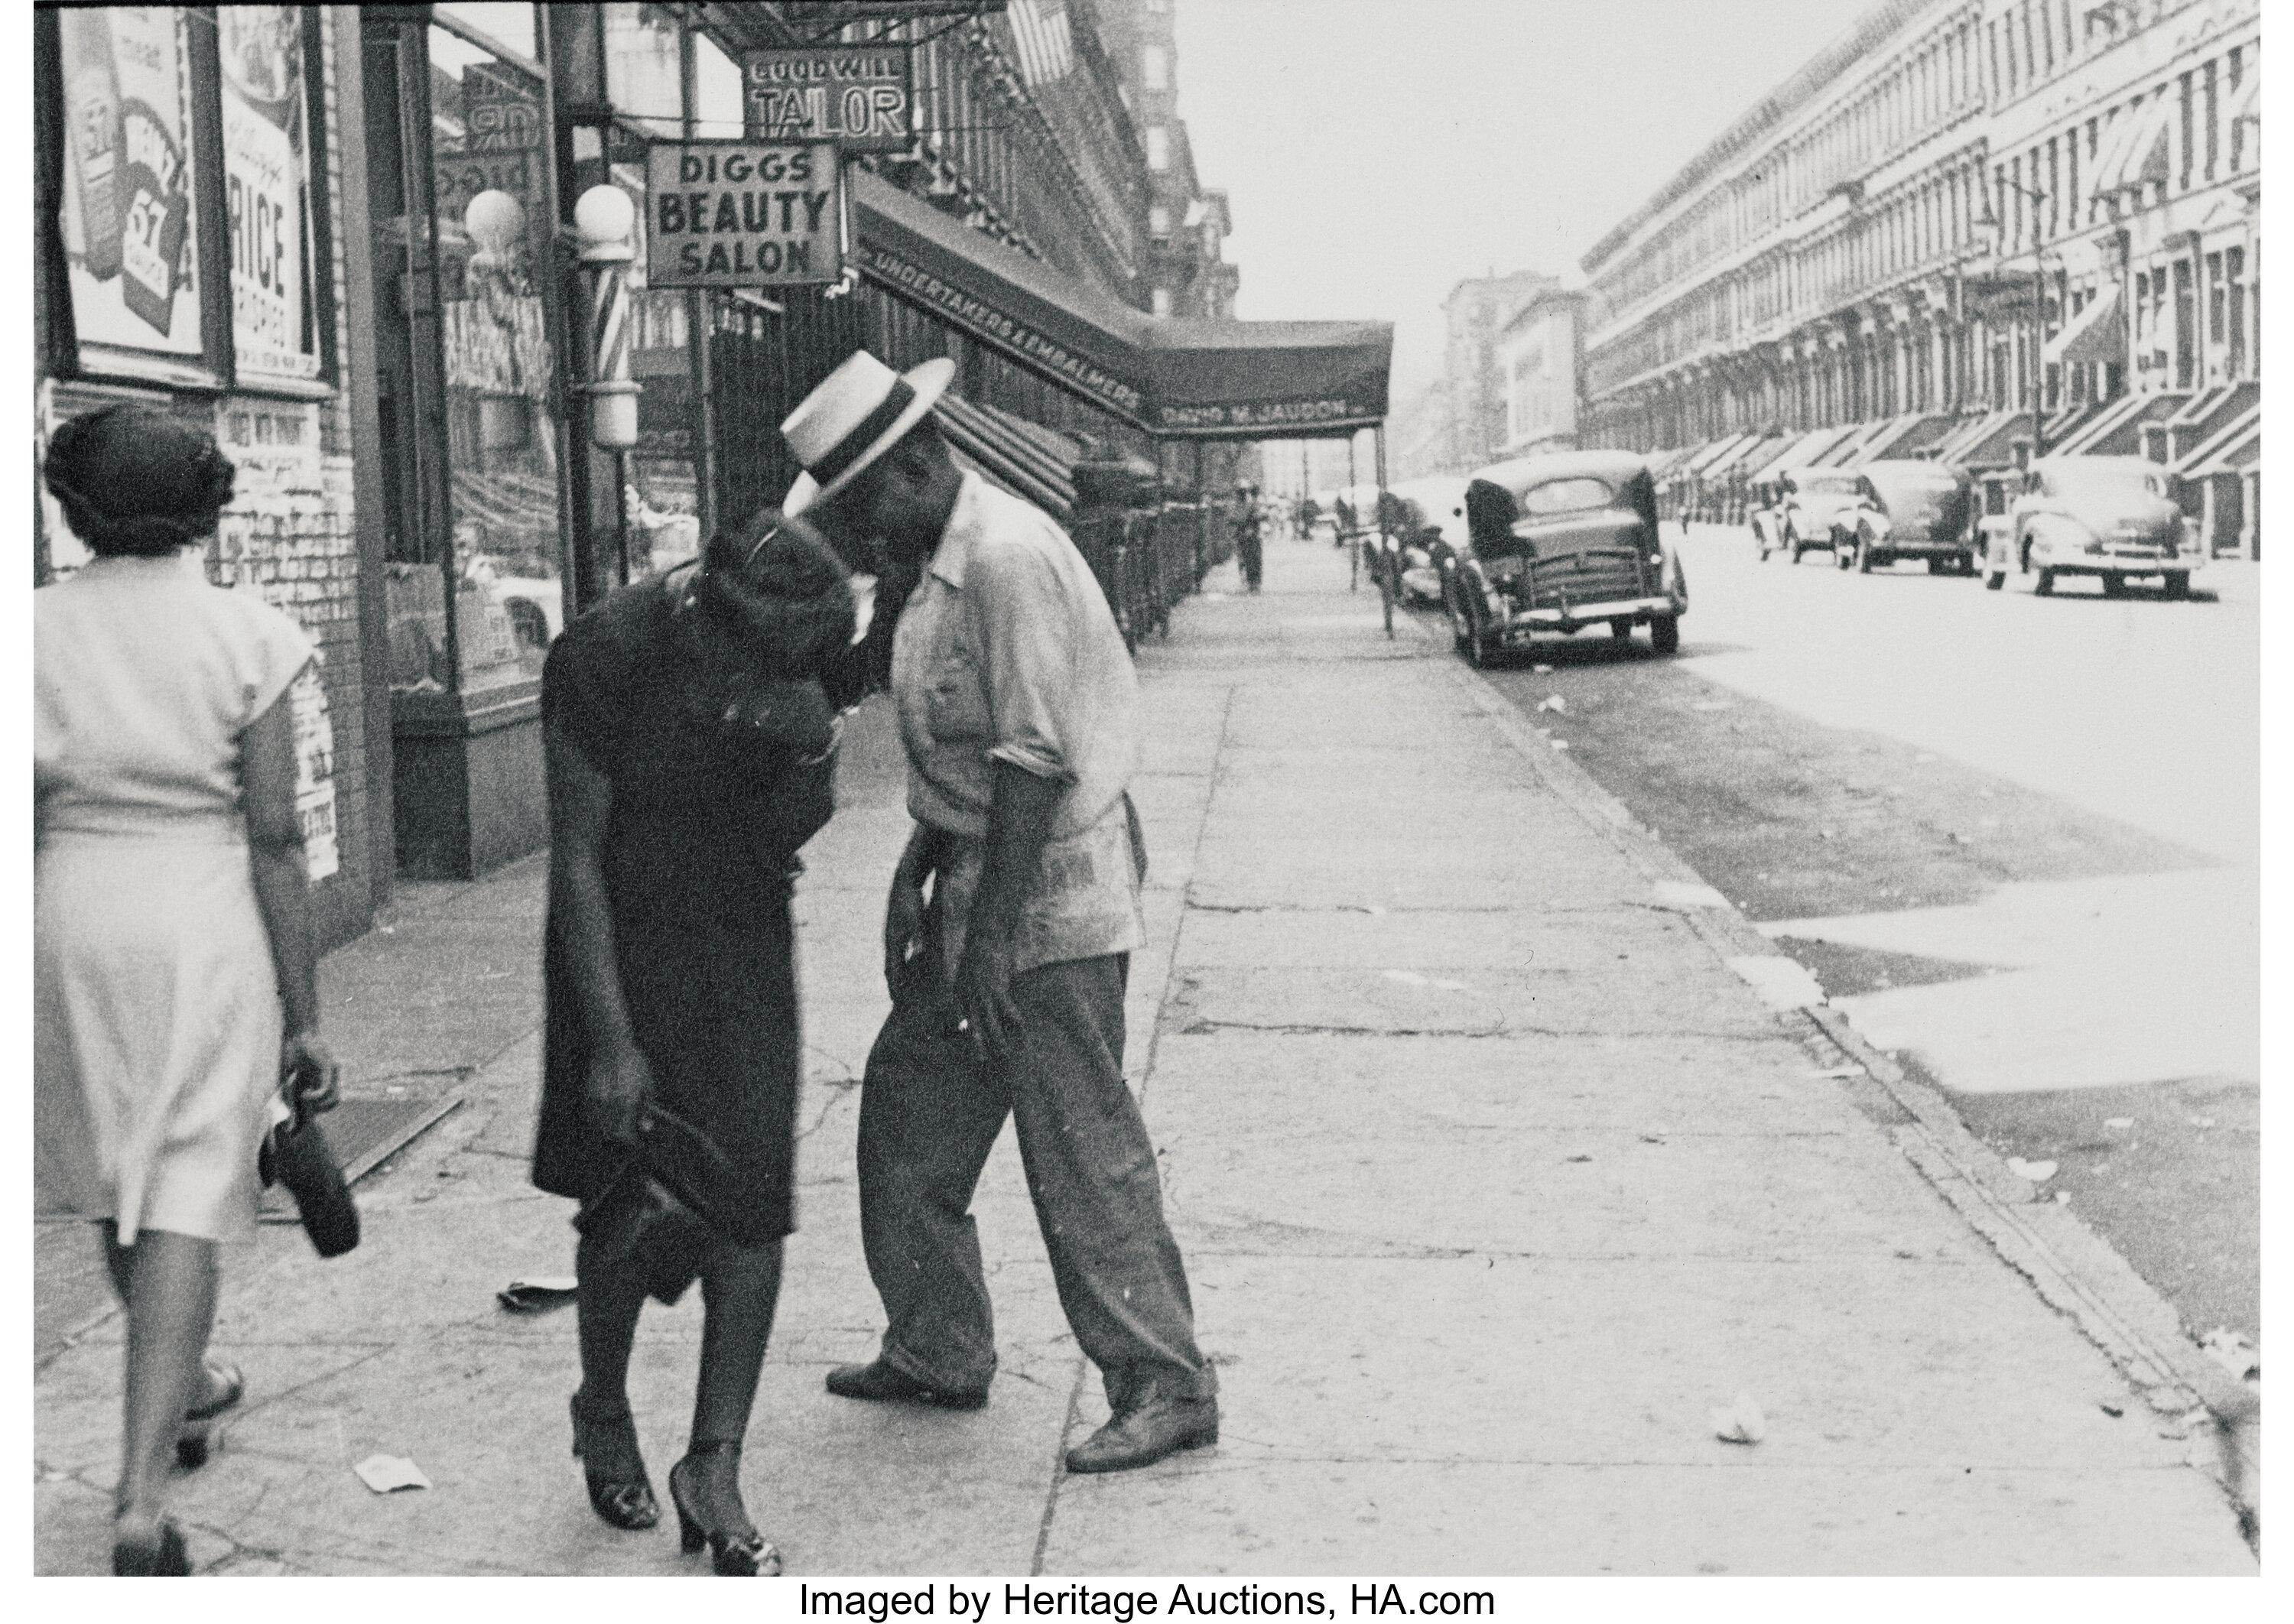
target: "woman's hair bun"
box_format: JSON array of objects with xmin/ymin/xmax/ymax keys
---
[{"xmin": 45, "ymin": 405, "xmax": 239, "ymax": 557}]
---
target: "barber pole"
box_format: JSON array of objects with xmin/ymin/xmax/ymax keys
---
[{"xmin": 573, "ymin": 184, "xmax": 641, "ymax": 449}]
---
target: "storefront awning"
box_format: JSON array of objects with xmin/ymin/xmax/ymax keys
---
[
  {"xmin": 850, "ymin": 169, "xmax": 1392, "ymax": 439},
  {"xmin": 2045, "ymin": 286, "xmax": 2125, "ymax": 366}
]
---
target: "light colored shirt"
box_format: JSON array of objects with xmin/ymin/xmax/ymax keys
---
[
  {"xmin": 889, "ymin": 472, "xmax": 1146, "ymax": 976},
  {"xmin": 37, "ymin": 550, "xmax": 316, "ymax": 848}
]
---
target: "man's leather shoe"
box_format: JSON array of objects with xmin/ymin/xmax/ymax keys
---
[
  {"xmin": 1064, "ymin": 1385, "xmax": 1218, "ymax": 1474},
  {"xmin": 825, "ymin": 1359, "xmax": 989, "ymax": 1411}
]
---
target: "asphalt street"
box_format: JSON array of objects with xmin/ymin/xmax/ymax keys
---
[{"xmin": 1414, "ymin": 524, "xmax": 2259, "ymax": 1355}]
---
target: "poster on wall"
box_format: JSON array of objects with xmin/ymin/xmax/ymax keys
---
[
  {"xmin": 289, "ymin": 666, "xmax": 340, "ymax": 883},
  {"xmin": 219, "ymin": 6, "xmax": 319, "ymax": 382},
  {"xmin": 59, "ymin": 6, "xmax": 206, "ymax": 366}
]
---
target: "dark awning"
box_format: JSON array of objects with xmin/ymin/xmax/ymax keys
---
[{"xmin": 850, "ymin": 169, "xmax": 1391, "ymax": 440}]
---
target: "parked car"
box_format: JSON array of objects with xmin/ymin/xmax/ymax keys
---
[
  {"xmin": 1844, "ymin": 460, "xmax": 1978, "ymax": 575},
  {"xmin": 1444, "ymin": 451, "xmax": 1686, "ymax": 664},
  {"xmin": 1984, "ymin": 456, "xmax": 2205, "ymax": 598},
  {"xmin": 1753, "ymin": 467, "xmax": 1873, "ymax": 566},
  {"xmin": 1389, "ymin": 476, "xmax": 1471, "ymax": 606}
]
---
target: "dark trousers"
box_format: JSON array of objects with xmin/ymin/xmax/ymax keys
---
[{"xmin": 856, "ymin": 950, "xmax": 1208, "ymax": 1400}]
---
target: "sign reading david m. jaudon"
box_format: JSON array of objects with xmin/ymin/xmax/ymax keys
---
[{"xmin": 644, "ymin": 141, "xmax": 843, "ymax": 288}]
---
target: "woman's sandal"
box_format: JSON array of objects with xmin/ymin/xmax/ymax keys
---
[
  {"xmin": 112, "ymin": 1515, "xmax": 190, "ymax": 1575},
  {"xmin": 176, "ymin": 1361, "xmax": 245, "ymax": 1470},
  {"xmin": 569, "ymin": 1392, "xmax": 660, "ymax": 1531},
  {"xmin": 668, "ymin": 1442, "xmax": 781, "ymax": 1576}
]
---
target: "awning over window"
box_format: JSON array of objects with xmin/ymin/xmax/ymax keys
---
[
  {"xmin": 2093, "ymin": 97, "xmax": 2171, "ymax": 198},
  {"xmin": 2045, "ymin": 286, "xmax": 2125, "ymax": 366},
  {"xmin": 850, "ymin": 169, "xmax": 1392, "ymax": 440}
]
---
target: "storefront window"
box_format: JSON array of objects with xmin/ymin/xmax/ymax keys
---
[
  {"xmin": 429, "ymin": 25, "xmax": 561, "ymax": 690},
  {"xmin": 58, "ymin": 6, "xmax": 213, "ymax": 382},
  {"xmin": 365, "ymin": 15, "xmax": 565, "ymax": 697}
]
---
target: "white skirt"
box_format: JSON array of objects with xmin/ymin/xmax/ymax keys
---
[{"xmin": 35, "ymin": 838, "xmax": 286, "ymax": 1246}]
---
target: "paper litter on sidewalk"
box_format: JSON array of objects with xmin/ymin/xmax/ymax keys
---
[
  {"xmin": 2006, "ymin": 1157, "xmax": 2058, "ymax": 1182},
  {"xmin": 497, "ymin": 1276, "xmax": 580, "ymax": 1314},
  {"xmin": 1537, "ymin": 694, "xmax": 1567, "ymax": 713},
  {"xmin": 1711, "ymin": 1394, "xmax": 1766, "ymax": 1445},
  {"xmin": 354, "ymin": 1454, "xmax": 433, "ymax": 1494}
]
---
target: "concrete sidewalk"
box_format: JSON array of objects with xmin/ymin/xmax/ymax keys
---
[{"xmin": 31, "ymin": 534, "xmax": 2255, "ymax": 1574}]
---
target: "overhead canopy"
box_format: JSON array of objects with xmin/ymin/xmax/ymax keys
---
[
  {"xmin": 850, "ymin": 169, "xmax": 1392, "ymax": 440},
  {"xmin": 2045, "ymin": 286, "xmax": 2125, "ymax": 366}
]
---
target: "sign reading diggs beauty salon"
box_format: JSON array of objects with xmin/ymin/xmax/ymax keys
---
[{"xmin": 643, "ymin": 141, "xmax": 843, "ymax": 288}]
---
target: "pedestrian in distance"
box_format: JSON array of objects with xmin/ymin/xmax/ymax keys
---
[
  {"xmin": 533, "ymin": 503, "xmax": 868, "ymax": 1575},
  {"xmin": 1233, "ymin": 482, "xmax": 1264, "ymax": 593},
  {"xmin": 35, "ymin": 406, "xmax": 343, "ymax": 1577},
  {"xmin": 786, "ymin": 350, "xmax": 1219, "ymax": 1474}
]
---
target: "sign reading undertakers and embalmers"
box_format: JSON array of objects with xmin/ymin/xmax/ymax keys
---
[
  {"xmin": 643, "ymin": 141, "xmax": 843, "ymax": 287},
  {"xmin": 742, "ymin": 46, "xmax": 912, "ymax": 151}
]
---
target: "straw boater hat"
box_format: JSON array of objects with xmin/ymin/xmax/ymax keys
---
[{"xmin": 780, "ymin": 352, "xmax": 955, "ymax": 517}]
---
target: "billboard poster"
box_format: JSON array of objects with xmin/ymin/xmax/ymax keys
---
[
  {"xmin": 742, "ymin": 46, "xmax": 912, "ymax": 151},
  {"xmin": 219, "ymin": 7, "xmax": 317, "ymax": 382},
  {"xmin": 289, "ymin": 666, "xmax": 340, "ymax": 883},
  {"xmin": 644, "ymin": 142, "xmax": 843, "ymax": 288},
  {"xmin": 60, "ymin": 6, "xmax": 203, "ymax": 360}
]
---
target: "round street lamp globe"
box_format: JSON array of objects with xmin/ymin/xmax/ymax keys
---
[
  {"xmin": 574, "ymin": 184, "xmax": 636, "ymax": 252},
  {"xmin": 463, "ymin": 189, "xmax": 527, "ymax": 258}
]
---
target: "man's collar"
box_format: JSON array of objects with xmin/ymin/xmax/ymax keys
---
[{"xmin": 924, "ymin": 470, "xmax": 986, "ymax": 592}]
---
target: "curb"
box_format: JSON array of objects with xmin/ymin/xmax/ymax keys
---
[{"xmin": 1439, "ymin": 650, "xmax": 2260, "ymax": 1544}]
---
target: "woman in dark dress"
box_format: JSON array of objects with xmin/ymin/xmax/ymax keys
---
[{"xmin": 534, "ymin": 507, "xmax": 863, "ymax": 1577}]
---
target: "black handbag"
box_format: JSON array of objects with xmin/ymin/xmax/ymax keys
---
[
  {"xmin": 258, "ymin": 1067, "xmax": 360, "ymax": 1259},
  {"xmin": 573, "ymin": 1104, "xmax": 738, "ymax": 1307}
]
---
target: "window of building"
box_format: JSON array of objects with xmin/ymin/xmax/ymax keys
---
[
  {"xmin": 1145, "ymin": 125, "xmax": 1168, "ymax": 171},
  {"xmin": 1151, "ymin": 286, "xmax": 1171, "ymax": 317},
  {"xmin": 2226, "ymin": 246, "xmax": 2246, "ymax": 378},
  {"xmin": 366, "ymin": 15, "xmax": 567, "ymax": 691},
  {"xmin": 603, "ymin": 2, "xmax": 684, "ymax": 135},
  {"xmin": 695, "ymin": 29, "xmax": 745, "ymax": 138},
  {"xmin": 2039, "ymin": 0, "xmax": 2054, "ymax": 73},
  {"xmin": 434, "ymin": 2, "xmax": 538, "ymax": 61},
  {"xmin": 2204, "ymin": 58, "xmax": 2218, "ymax": 181},
  {"xmin": 2178, "ymin": 70, "xmax": 2195, "ymax": 190},
  {"xmin": 1142, "ymin": 44, "xmax": 1167, "ymax": 92},
  {"xmin": 1148, "ymin": 204, "xmax": 1170, "ymax": 239}
]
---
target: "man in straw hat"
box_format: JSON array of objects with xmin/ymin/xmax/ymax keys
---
[{"xmin": 784, "ymin": 351, "xmax": 1217, "ymax": 1474}]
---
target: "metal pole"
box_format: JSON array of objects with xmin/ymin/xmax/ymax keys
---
[{"xmin": 2031, "ymin": 244, "xmax": 2047, "ymax": 457}]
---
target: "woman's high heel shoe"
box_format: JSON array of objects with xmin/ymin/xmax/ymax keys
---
[
  {"xmin": 112, "ymin": 1516, "xmax": 190, "ymax": 1575},
  {"xmin": 177, "ymin": 1361, "xmax": 244, "ymax": 1470},
  {"xmin": 668, "ymin": 1443, "xmax": 780, "ymax": 1576},
  {"xmin": 569, "ymin": 1392, "xmax": 660, "ymax": 1531}
]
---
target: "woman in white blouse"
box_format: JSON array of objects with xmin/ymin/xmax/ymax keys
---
[{"xmin": 36, "ymin": 405, "xmax": 340, "ymax": 1576}]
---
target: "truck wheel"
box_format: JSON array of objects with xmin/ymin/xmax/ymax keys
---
[
  {"xmin": 1857, "ymin": 537, "xmax": 1876, "ymax": 573},
  {"xmin": 2101, "ymin": 573, "xmax": 2127, "ymax": 599},
  {"xmin": 1835, "ymin": 543, "xmax": 1853, "ymax": 570},
  {"xmin": 2163, "ymin": 571, "xmax": 2192, "ymax": 599},
  {"xmin": 1609, "ymin": 616, "xmax": 1633, "ymax": 639},
  {"xmin": 1649, "ymin": 615, "xmax": 1681, "ymax": 654},
  {"xmin": 2034, "ymin": 568, "xmax": 2055, "ymax": 596},
  {"xmin": 1984, "ymin": 569, "xmax": 2006, "ymax": 590},
  {"xmin": 1444, "ymin": 586, "xmax": 1470, "ymax": 651}
]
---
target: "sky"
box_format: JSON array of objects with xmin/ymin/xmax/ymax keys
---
[{"xmin": 1174, "ymin": 0, "xmax": 1886, "ymax": 395}]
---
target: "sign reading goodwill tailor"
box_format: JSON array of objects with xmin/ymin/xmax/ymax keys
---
[
  {"xmin": 742, "ymin": 46, "xmax": 911, "ymax": 152},
  {"xmin": 644, "ymin": 141, "xmax": 843, "ymax": 287}
]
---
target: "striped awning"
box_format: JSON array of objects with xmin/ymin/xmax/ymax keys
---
[
  {"xmin": 2092, "ymin": 96, "xmax": 2172, "ymax": 199},
  {"xmin": 2045, "ymin": 286, "xmax": 2126, "ymax": 366}
]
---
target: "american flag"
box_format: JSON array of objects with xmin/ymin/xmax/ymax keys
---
[{"xmin": 1006, "ymin": 0, "xmax": 1074, "ymax": 87}]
